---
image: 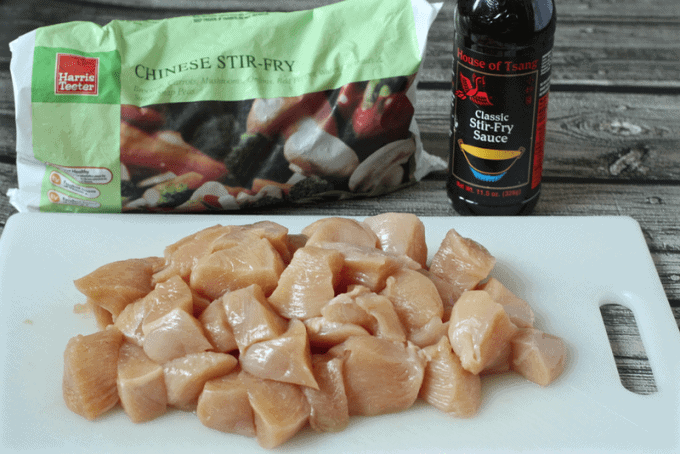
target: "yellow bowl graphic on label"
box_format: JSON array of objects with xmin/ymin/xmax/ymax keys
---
[{"xmin": 458, "ymin": 139, "xmax": 525, "ymax": 183}]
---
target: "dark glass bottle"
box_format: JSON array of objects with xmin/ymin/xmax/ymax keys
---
[{"xmin": 447, "ymin": 0, "xmax": 556, "ymax": 215}]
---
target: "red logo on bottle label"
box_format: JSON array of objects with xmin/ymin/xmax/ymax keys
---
[
  {"xmin": 55, "ymin": 53, "xmax": 99, "ymax": 96},
  {"xmin": 455, "ymin": 73, "xmax": 493, "ymax": 106}
]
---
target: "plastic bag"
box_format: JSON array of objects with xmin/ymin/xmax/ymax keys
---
[{"xmin": 8, "ymin": 0, "xmax": 444, "ymax": 213}]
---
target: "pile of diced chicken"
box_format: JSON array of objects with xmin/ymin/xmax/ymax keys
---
[{"xmin": 63, "ymin": 213, "xmax": 566, "ymax": 449}]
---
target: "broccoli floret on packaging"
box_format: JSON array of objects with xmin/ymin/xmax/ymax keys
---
[
  {"xmin": 223, "ymin": 133, "xmax": 277, "ymax": 187},
  {"xmin": 287, "ymin": 176, "xmax": 335, "ymax": 202}
]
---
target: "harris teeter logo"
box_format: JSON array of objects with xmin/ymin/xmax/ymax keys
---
[{"xmin": 55, "ymin": 53, "xmax": 99, "ymax": 96}]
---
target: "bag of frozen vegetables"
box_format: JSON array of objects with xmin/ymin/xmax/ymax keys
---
[{"xmin": 8, "ymin": 0, "xmax": 444, "ymax": 213}]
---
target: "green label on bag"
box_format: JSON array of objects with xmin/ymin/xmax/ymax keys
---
[
  {"xmin": 32, "ymin": 103, "xmax": 121, "ymax": 212},
  {"xmin": 32, "ymin": 0, "xmax": 421, "ymax": 105}
]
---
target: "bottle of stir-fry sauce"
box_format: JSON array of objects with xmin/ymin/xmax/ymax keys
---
[{"xmin": 448, "ymin": 0, "xmax": 556, "ymax": 215}]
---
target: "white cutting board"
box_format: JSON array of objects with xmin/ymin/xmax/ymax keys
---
[{"xmin": 0, "ymin": 213, "xmax": 678, "ymax": 453}]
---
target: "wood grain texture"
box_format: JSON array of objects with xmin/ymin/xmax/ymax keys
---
[{"xmin": 1, "ymin": 0, "xmax": 679, "ymax": 86}]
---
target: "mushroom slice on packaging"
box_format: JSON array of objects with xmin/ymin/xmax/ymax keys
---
[
  {"xmin": 348, "ymin": 136, "xmax": 415, "ymax": 193},
  {"xmin": 117, "ymin": 342, "xmax": 167, "ymax": 423},
  {"xmin": 284, "ymin": 117, "xmax": 360, "ymax": 180}
]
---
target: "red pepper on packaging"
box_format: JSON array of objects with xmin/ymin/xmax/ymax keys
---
[{"xmin": 120, "ymin": 123, "xmax": 229, "ymax": 185}]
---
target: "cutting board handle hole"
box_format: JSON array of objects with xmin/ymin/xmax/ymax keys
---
[{"xmin": 599, "ymin": 303, "xmax": 658, "ymax": 395}]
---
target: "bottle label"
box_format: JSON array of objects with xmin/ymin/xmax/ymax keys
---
[{"xmin": 450, "ymin": 46, "xmax": 552, "ymax": 205}]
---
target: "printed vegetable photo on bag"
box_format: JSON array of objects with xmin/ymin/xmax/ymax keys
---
[{"xmin": 8, "ymin": 0, "xmax": 445, "ymax": 213}]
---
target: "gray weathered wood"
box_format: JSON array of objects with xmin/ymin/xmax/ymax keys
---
[{"xmin": 2, "ymin": 0, "xmax": 679, "ymax": 86}]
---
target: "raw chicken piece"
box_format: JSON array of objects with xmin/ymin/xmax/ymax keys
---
[
  {"xmin": 316, "ymin": 242, "xmax": 404, "ymax": 293},
  {"xmin": 429, "ymin": 229, "xmax": 496, "ymax": 297},
  {"xmin": 117, "ymin": 342, "xmax": 167, "ymax": 423},
  {"xmin": 198, "ymin": 299, "xmax": 238, "ymax": 353},
  {"xmin": 242, "ymin": 371, "xmax": 310, "ymax": 449},
  {"xmin": 190, "ymin": 237, "xmax": 285, "ymax": 300},
  {"xmin": 320, "ymin": 286, "xmax": 375, "ymax": 330},
  {"xmin": 197, "ymin": 369, "xmax": 256, "ymax": 437},
  {"xmin": 287, "ymin": 233, "xmax": 308, "ymax": 255},
  {"xmin": 268, "ymin": 246, "xmax": 344, "ymax": 319},
  {"xmin": 482, "ymin": 343, "xmax": 512, "ymax": 375},
  {"xmin": 221, "ymin": 284, "xmax": 287, "ymax": 354},
  {"xmin": 163, "ymin": 351, "xmax": 238, "ymax": 410},
  {"xmin": 448, "ymin": 290, "xmax": 518, "ymax": 374},
  {"xmin": 142, "ymin": 275, "xmax": 194, "ymax": 326},
  {"xmin": 190, "ymin": 288, "xmax": 212, "ymax": 317},
  {"xmin": 328, "ymin": 337, "xmax": 425, "ymax": 416},
  {"xmin": 304, "ymin": 317, "xmax": 371, "ymax": 349},
  {"xmin": 479, "ymin": 278, "xmax": 535, "ymax": 328},
  {"xmin": 153, "ymin": 225, "xmax": 230, "ymax": 283},
  {"xmin": 142, "ymin": 308, "xmax": 213, "ymax": 363},
  {"xmin": 114, "ymin": 297, "xmax": 147, "ymax": 346},
  {"xmin": 240, "ymin": 319, "xmax": 319, "ymax": 389},
  {"xmin": 511, "ymin": 328, "xmax": 566, "ymax": 386},
  {"xmin": 74, "ymin": 257, "xmax": 163, "ymax": 321},
  {"xmin": 211, "ymin": 221, "xmax": 292, "ymax": 264},
  {"xmin": 322, "ymin": 286, "xmax": 406, "ymax": 342},
  {"xmin": 87, "ymin": 297, "xmax": 114, "ymax": 329},
  {"xmin": 62, "ymin": 327, "xmax": 124, "ymax": 420},
  {"xmin": 114, "ymin": 276, "xmax": 194, "ymax": 348},
  {"xmin": 408, "ymin": 317, "xmax": 449, "ymax": 348},
  {"xmin": 363, "ymin": 212, "xmax": 428, "ymax": 268},
  {"xmin": 354, "ymin": 291, "xmax": 406, "ymax": 342},
  {"xmin": 302, "ymin": 217, "xmax": 379, "ymax": 248},
  {"xmin": 303, "ymin": 354, "xmax": 350, "ymax": 433},
  {"xmin": 380, "ymin": 268, "xmax": 444, "ymax": 336},
  {"xmin": 417, "ymin": 269, "xmax": 459, "ymax": 321},
  {"xmin": 420, "ymin": 336, "xmax": 481, "ymax": 417}
]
